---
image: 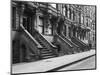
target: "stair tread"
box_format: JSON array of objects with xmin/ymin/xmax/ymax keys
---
[
  {"xmin": 41, "ymin": 50, "xmax": 51, "ymax": 52},
  {"xmin": 41, "ymin": 53, "xmax": 53, "ymax": 55},
  {"xmin": 41, "ymin": 48, "xmax": 50, "ymax": 50},
  {"xmin": 40, "ymin": 50, "xmax": 52, "ymax": 53},
  {"xmin": 41, "ymin": 55, "xmax": 55, "ymax": 58}
]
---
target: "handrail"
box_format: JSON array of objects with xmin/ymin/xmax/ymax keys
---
[
  {"xmin": 72, "ymin": 36, "xmax": 87, "ymax": 46},
  {"xmin": 61, "ymin": 34, "xmax": 79, "ymax": 48},
  {"xmin": 20, "ymin": 25, "xmax": 42, "ymax": 48},
  {"xmin": 34, "ymin": 29, "xmax": 57, "ymax": 48},
  {"xmin": 56, "ymin": 32, "xmax": 73, "ymax": 48},
  {"xmin": 74, "ymin": 37, "xmax": 87, "ymax": 46}
]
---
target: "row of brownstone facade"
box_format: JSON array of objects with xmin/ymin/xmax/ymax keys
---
[{"xmin": 12, "ymin": 1, "xmax": 96, "ymax": 64}]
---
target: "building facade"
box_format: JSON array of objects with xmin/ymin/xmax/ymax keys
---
[{"xmin": 12, "ymin": 1, "xmax": 96, "ymax": 64}]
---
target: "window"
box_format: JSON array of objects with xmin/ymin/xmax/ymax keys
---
[
  {"xmin": 44, "ymin": 20, "xmax": 52, "ymax": 35},
  {"xmin": 12, "ymin": 7, "xmax": 16, "ymax": 30},
  {"xmin": 38, "ymin": 17, "xmax": 43, "ymax": 34},
  {"xmin": 86, "ymin": 19, "xmax": 88, "ymax": 26},
  {"xmin": 63, "ymin": 6, "xmax": 66, "ymax": 16},
  {"xmin": 69, "ymin": 8, "xmax": 71, "ymax": 19},
  {"xmin": 65, "ymin": 5, "xmax": 68, "ymax": 17},
  {"xmin": 73, "ymin": 11, "xmax": 75, "ymax": 21}
]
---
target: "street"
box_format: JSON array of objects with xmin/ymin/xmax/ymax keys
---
[
  {"xmin": 12, "ymin": 50, "xmax": 95, "ymax": 74},
  {"xmin": 57, "ymin": 55, "xmax": 96, "ymax": 71}
]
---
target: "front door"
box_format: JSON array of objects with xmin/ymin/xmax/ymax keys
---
[
  {"xmin": 38, "ymin": 17, "xmax": 43, "ymax": 34},
  {"xmin": 23, "ymin": 16, "xmax": 33, "ymax": 34},
  {"xmin": 23, "ymin": 8, "xmax": 34, "ymax": 35}
]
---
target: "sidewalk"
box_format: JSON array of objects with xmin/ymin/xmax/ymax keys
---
[{"xmin": 12, "ymin": 50, "xmax": 95, "ymax": 74}]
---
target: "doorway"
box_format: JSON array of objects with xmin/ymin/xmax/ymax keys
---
[
  {"xmin": 23, "ymin": 8, "xmax": 34, "ymax": 35},
  {"xmin": 23, "ymin": 16, "xmax": 33, "ymax": 34}
]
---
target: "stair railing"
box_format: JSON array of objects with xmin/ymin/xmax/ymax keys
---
[
  {"xmin": 71, "ymin": 36, "xmax": 90, "ymax": 51},
  {"xmin": 20, "ymin": 24, "xmax": 44, "ymax": 60},
  {"xmin": 55, "ymin": 32, "xmax": 73, "ymax": 48},
  {"xmin": 20, "ymin": 24, "xmax": 42, "ymax": 48},
  {"xmin": 33, "ymin": 29, "xmax": 58, "ymax": 56},
  {"xmin": 34, "ymin": 29, "xmax": 57, "ymax": 48},
  {"xmin": 55, "ymin": 32, "xmax": 75, "ymax": 54},
  {"xmin": 61, "ymin": 34, "xmax": 79, "ymax": 48},
  {"xmin": 72, "ymin": 36, "xmax": 88, "ymax": 47}
]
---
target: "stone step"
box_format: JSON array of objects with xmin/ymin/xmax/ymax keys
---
[
  {"xmin": 37, "ymin": 40, "xmax": 46, "ymax": 48},
  {"xmin": 41, "ymin": 49, "xmax": 53, "ymax": 52},
  {"xmin": 40, "ymin": 50, "xmax": 52, "ymax": 53},
  {"xmin": 41, "ymin": 52, "xmax": 53, "ymax": 56},
  {"xmin": 41, "ymin": 55, "xmax": 56, "ymax": 59}
]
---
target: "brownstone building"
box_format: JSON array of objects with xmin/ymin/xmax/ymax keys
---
[{"xmin": 12, "ymin": 1, "xmax": 96, "ymax": 64}]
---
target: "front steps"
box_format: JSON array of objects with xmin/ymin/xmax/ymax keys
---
[
  {"xmin": 32, "ymin": 29, "xmax": 57, "ymax": 59},
  {"xmin": 71, "ymin": 37, "xmax": 90, "ymax": 51},
  {"xmin": 39, "ymin": 48, "xmax": 57, "ymax": 59}
]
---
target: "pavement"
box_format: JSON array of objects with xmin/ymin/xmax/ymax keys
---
[
  {"xmin": 57, "ymin": 55, "xmax": 95, "ymax": 71},
  {"xmin": 12, "ymin": 50, "xmax": 95, "ymax": 74}
]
